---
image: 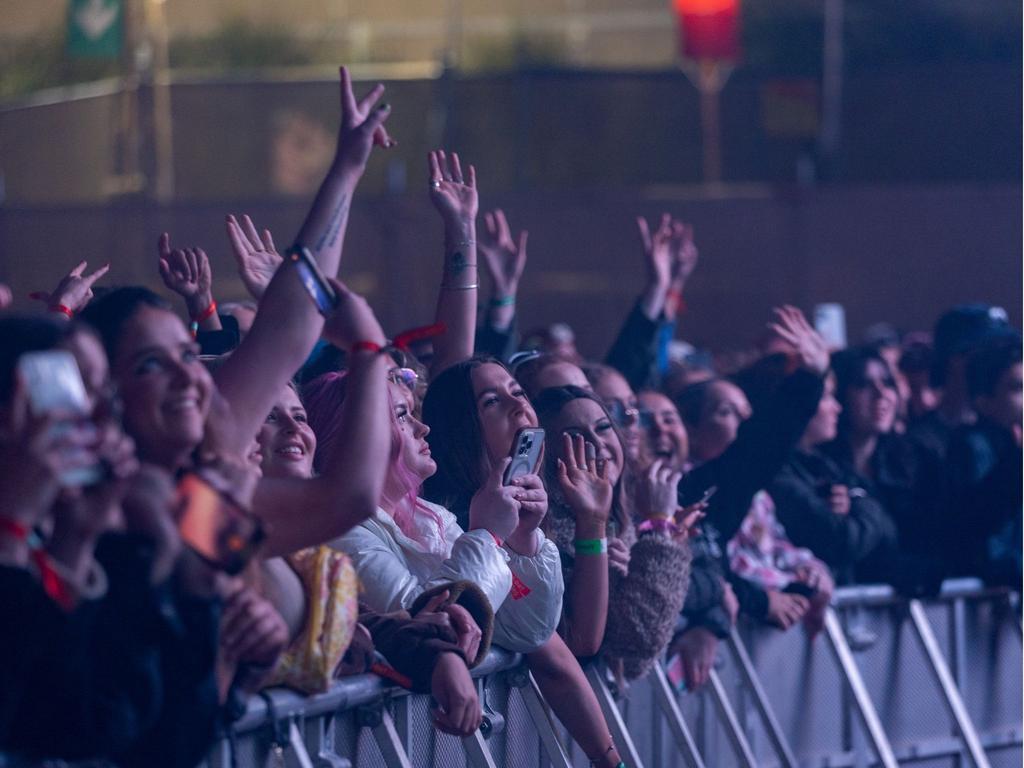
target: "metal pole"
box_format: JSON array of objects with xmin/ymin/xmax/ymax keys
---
[
  {"xmin": 819, "ymin": 0, "xmax": 844, "ymax": 170},
  {"xmin": 512, "ymin": 670, "xmax": 573, "ymax": 768},
  {"xmin": 584, "ymin": 664, "xmax": 646, "ymax": 768},
  {"xmin": 697, "ymin": 59, "xmax": 723, "ymax": 184},
  {"xmin": 461, "ymin": 730, "xmax": 499, "ymax": 768},
  {"xmin": 725, "ymin": 628, "xmax": 799, "ymax": 768},
  {"xmin": 823, "ymin": 608, "xmax": 899, "ymax": 768},
  {"xmin": 650, "ymin": 664, "xmax": 707, "ymax": 768},
  {"xmin": 907, "ymin": 600, "xmax": 991, "ymax": 768},
  {"xmin": 706, "ymin": 668, "xmax": 757, "ymax": 768}
]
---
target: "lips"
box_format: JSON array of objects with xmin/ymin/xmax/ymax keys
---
[
  {"xmin": 164, "ymin": 393, "xmax": 200, "ymax": 414},
  {"xmin": 275, "ymin": 442, "xmax": 307, "ymax": 460}
]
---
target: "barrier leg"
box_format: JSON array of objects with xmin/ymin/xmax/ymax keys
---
[
  {"xmin": 907, "ymin": 599, "xmax": 992, "ymax": 768},
  {"xmin": 650, "ymin": 664, "xmax": 706, "ymax": 768},
  {"xmin": 822, "ymin": 607, "xmax": 898, "ymax": 768},
  {"xmin": 509, "ymin": 667, "xmax": 573, "ymax": 768},
  {"xmin": 706, "ymin": 668, "xmax": 758, "ymax": 768},
  {"xmin": 584, "ymin": 664, "xmax": 646, "ymax": 768},
  {"xmin": 462, "ymin": 729, "xmax": 499, "ymax": 768},
  {"xmin": 358, "ymin": 705, "xmax": 413, "ymax": 768},
  {"xmin": 725, "ymin": 628, "xmax": 799, "ymax": 768}
]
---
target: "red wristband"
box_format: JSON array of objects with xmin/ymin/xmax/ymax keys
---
[
  {"xmin": 50, "ymin": 304, "xmax": 74, "ymax": 319},
  {"xmin": 0, "ymin": 517, "xmax": 29, "ymax": 541},
  {"xmin": 488, "ymin": 531, "xmax": 503, "ymax": 548},
  {"xmin": 351, "ymin": 341, "xmax": 383, "ymax": 354},
  {"xmin": 191, "ymin": 299, "xmax": 218, "ymax": 324}
]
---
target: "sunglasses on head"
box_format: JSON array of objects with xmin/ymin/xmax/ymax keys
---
[
  {"xmin": 387, "ymin": 367, "xmax": 419, "ymax": 389},
  {"xmin": 606, "ymin": 399, "xmax": 641, "ymax": 428}
]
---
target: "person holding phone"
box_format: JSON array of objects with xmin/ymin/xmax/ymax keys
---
[
  {"xmin": 0, "ymin": 315, "xmax": 226, "ymax": 767},
  {"xmin": 423, "ymin": 357, "xmax": 631, "ymax": 768}
]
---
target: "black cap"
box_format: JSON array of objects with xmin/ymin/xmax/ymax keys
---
[{"xmin": 932, "ymin": 304, "xmax": 1015, "ymax": 385}]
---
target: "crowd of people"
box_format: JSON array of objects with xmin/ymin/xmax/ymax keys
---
[{"xmin": 1, "ymin": 68, "xmax": 1019, "ymax": 768}]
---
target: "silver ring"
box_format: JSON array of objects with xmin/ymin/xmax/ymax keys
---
[{"xmin": 430, "ymin": 180, "xmax": 442, "ymax": 189}]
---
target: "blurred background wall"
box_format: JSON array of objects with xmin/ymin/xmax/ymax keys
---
[{"xmin": 0, "ymin": 0, "xmax": 1020, "ymax": 354}]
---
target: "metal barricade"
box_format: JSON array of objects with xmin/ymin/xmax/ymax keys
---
[{"xmin": 206, "ymin": 581, "xmax": 1021, "ymax": 767}]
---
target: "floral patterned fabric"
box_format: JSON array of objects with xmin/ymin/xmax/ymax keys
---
[
  {"xmin": 727, "ymin": 490, "xmax": 819, "ymax": 591},
  {"xmin": 264, "ymin": 546, "xmax": 359, "ymax": 694}
]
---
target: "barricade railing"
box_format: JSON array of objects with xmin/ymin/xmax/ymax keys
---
[{"xmin": 205, "ymin": 580, "xmax": 1021, "ymax": 767}]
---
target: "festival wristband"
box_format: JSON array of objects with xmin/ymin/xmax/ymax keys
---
[
  {"xmin": 574, "ymin": 537, "xmax": 608, "ymax": 556},
  {"xmin": 191, "ymin": 299, "xmax": 218, "ymax": 324},
  {"xmin": 351, "ymin": 341, "xmax": 383, "ymax": 354},
  {"xmin": 50, "ymin": 304, "xmax": 74, "ymax": 319},
  {"xmin": 490, "ymin": 295, "xmax": 515, "ymax": 308},
  {"xmin": 637, "ymin": 516, "xmax": 678, "ymax": 536}
]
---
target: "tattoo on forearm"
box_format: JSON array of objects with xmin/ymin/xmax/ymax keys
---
[
  {"xmin": 315, "ymin": 194, "xmax": 349, "ymax": 252},
  {"xmin": 447, "ymin": 250, "xmax": 466, "ymax": 275}
]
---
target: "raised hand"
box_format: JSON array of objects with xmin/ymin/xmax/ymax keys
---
[
  {"xmin": 640, "ymin": 459, "xmax": 683, "ymax": 521},
  {"xmin": 157, "ymin": 233, "xmax": 215, "ymax": 312},
  {"xmin": 557, "ymin": 433, "xmax": 613, "ymax": 537},
  {"xmin": 320, "ymin": 276, "xmax": 387, "ymax": 351},
  {"xmin": 670, "ymin": 221, "xmax": 699, "ymax": 284},
  {"xmin": 30, "ymin": 260, "xmax": 109, "ymax": 314},
  {"xmin": 333, "ymin": 66, "xmax": 394, "ymax": 175},
  {"xmin": 479, "ymin": 209, "xmax": 528, "ymax": 298},
  {"xmin": 468, "ymin": 458, "xmax": 521, "ymax": 541},
  {"xmin": 767, "ymin": 305, "xmax": 830, "ymax": 376},
  {"xmin": 0, "ymin": 375, "xmax": 98, "ymax": 528},
  {"xmin": 225, "ymin": 215, "xmax": 282, "ymax": 301},
  {"xmin": 428, "ymin": 150, "xmax": 478, "ymax": 228},
  {"xmin": 637, "ymin": 214, "xmax": 674, "ymax": 289}
]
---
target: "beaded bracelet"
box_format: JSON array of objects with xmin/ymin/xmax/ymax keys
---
[
  {"xmin": 574, "ymin": 537, "xmax": 608, "ymax": 555},
  {"xmin": 441, "ymin": 283, "xmax": 478, "ymax": 291}
]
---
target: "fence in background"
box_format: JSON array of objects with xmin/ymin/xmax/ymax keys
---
[{"xmin": 204, "ymin": 579, "xmax": 1022, "ymax": 768}]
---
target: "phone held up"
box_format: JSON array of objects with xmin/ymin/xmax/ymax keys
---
[
  {"xmin": 17, "ymin": 349, "xmax": 103, "ymax": 487},
  {"xmin": 176, "ymin": 473, "xmax": 265, "ymax": 575},
  {"xmin": 287, "ymin": 244, "xmax": 338, "ymax": 315},
  {"xmin": 503, "ymin": 428, "xmax": 545, "ymax": 486}
]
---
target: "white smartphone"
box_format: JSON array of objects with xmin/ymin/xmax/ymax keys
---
[
  {"xmin": 813, "ymin": 303, "xmax": 847, "ymax": 351},
  {"xmin": 17, "ymin": 350, "xmax": 100, "ymax": 487}
]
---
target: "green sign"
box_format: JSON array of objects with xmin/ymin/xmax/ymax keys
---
[{"xmin": 67, "ymin": 0, "xmax": 122, "ymax": 59}]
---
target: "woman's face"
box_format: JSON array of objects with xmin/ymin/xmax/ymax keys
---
[
  {"xmin": 592, "ymin": 368, "xmax": 642, "ymax": 462},
  {"xmin": 111, "ymin": 306, "xmax": 213, "ymax": 467},
  {"xmin": 803, "ymin": 372, "xmax": 841, "ymax": 447},
  {"xmin": 472, "ymin": 363, "xmax": 538, "ymax": 467},
  {"xmin": 689, "ymin": 381, "xmax": 751, "ymax": 463},
  {"xmin": 637, "ymin": 391, "xmax": 689, "ymax": 472},
  {"xmin": 550, "ymin": 398, "xmax": 624, "ymax": 486},
  {"xmin": 390, "ymin": 381, "xmax": 436, "ymax": 481},
  {"xmin": 259, "ymin": 385, "xmax": 316, "ymax": 479},
  {"xmin": 844, "ymin": 359, "xmax": 898, "ymax": 437}
]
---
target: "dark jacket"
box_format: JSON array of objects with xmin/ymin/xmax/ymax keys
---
[
  {"xmin": 946, "ymin": 418, "xmax": 1022, "ymax": 585},
  {"xmin": 770, "ymin": 449, "xmax": 899, "ymax": 585},
  {"xmin": 678, "ymin": 368, "xmax": 825, "ymax": 626},
  {"xmin": 1, "ymin": 534, "xmax": 222, "ymax": 768},
  {"xmin": 822, "ymin": 434, "xmax": 946, "ymax": 596},
  {"xmin": 360, "ymin": 606, "xmax": 469, "ymax": 694},
  {"xmin": 605, "ymin": 300, "xmax": 662, "ymax": 391}
]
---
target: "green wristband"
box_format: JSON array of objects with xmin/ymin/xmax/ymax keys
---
[
  {"xmin": 490, "ymin": 294, "xmax": 516, "ymax": 308},
  {"xmin": 574, "ymin": 537, "xmax": 608, "ymax": 556}
]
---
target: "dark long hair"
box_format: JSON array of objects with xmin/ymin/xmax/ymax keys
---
[
  {"xmin": 421, "ymin": 356, "xmax": 504, "ymax": 520},
  {"xmin": 533, "ymin": 385, "xmax": 634, "ymax": 533},
  {"xmin": 79, "ymin": 286, "xmax": 173, "ymax": 362}
]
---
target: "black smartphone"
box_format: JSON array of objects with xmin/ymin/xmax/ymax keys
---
[
  {"xmin": 176, "ymin": 473, "xmax": 265, "ymax": 575},
  {"xmin": 287, "ymin": 245, "xmax": 338, "ymax": 315},
  {"xmin": 503, "ymin": 428, "xmax": 545, "ymax": 485}
]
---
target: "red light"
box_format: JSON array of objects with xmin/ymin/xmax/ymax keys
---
[{"xmin": 673, "ymin": 0, "xmax": 741, "ymax": 62}]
